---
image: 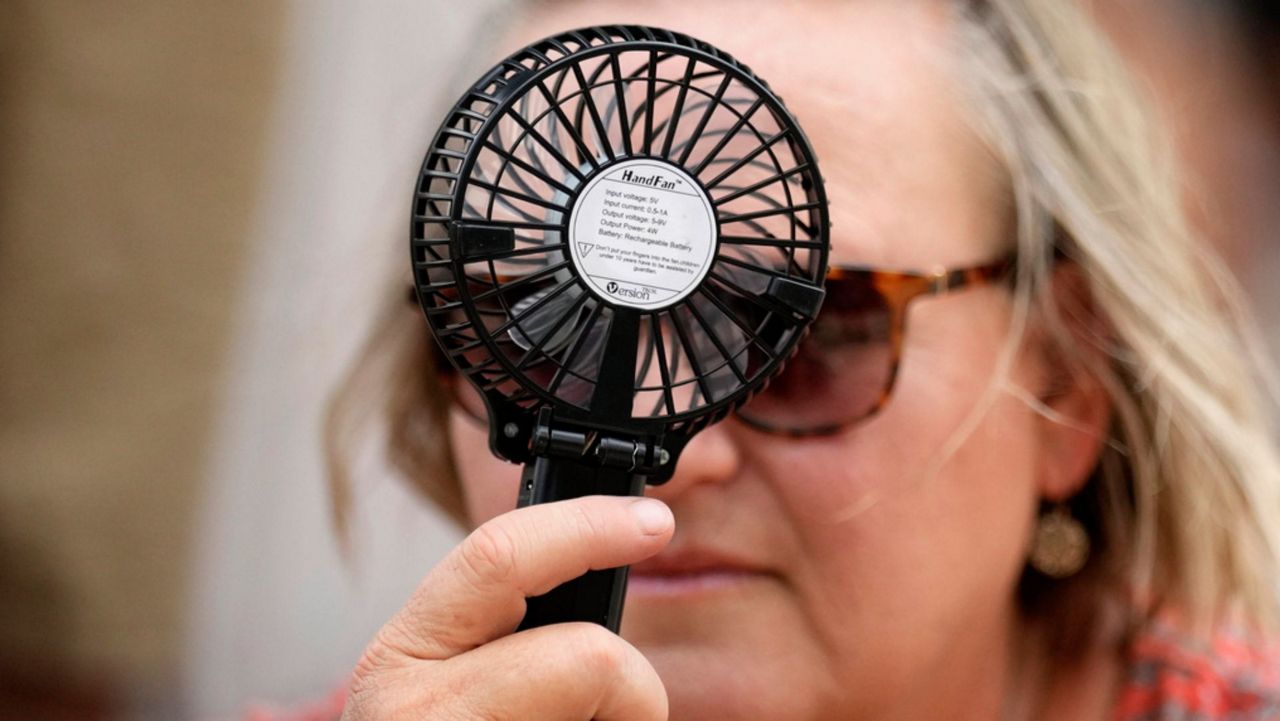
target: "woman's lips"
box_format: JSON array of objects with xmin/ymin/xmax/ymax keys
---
[
  {"xmin": 627, "ymin": 550, "xmax": 773, "ymax": 601},
  {"xmin": 626, "ymin": 568, "xmax": 767, "ymax": 599}
]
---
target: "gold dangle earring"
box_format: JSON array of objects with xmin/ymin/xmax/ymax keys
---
[{"xmin": 1028, "ymin": 504, "xmax": 1090, "ymax": 578}]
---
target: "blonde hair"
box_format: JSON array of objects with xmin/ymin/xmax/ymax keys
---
[
  {"xmin": 949, "ymin": 0, "xmax": 1280, "ymax": 638},
  {"xmin": 326, "ymin": 0, "xmax": 1280, "ymax": 647}
]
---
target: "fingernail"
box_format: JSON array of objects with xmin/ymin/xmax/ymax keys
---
[{"xmin": 629, "ymin": 498, "xmax": 673, "ymax": 535}]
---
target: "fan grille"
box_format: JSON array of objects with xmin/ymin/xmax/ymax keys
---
[{"xmin": 412, "ymin": 25, "xmax": 828, "ymax": 434}]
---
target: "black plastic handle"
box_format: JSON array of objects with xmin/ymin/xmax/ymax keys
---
[{"xmin": 515, "ymin": 454, "xmax": 646, "ymax": 633}]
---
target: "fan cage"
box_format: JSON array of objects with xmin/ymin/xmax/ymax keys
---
[{"xmin": 411, "ymin": 25, "xmax": 829, "ymax": 436}]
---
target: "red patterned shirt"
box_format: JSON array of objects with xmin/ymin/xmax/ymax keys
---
[{"xmin": 1112, "ymin": 615, "xmax": 1280, "ymax": 719}]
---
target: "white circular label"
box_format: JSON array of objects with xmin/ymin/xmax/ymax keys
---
[{"xmin": 568, "ymin": 159, "xmax": 716, "ymax": 310}]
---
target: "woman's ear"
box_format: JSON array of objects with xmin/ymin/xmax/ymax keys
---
[{"xmin": 1031, "ymin": 260, "xmax": 1113, "ymax": 502}]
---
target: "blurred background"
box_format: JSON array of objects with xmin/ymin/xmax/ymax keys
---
[{"xmin": 0, "ymin": 1, "xmax": 1276, "ymax": 719}]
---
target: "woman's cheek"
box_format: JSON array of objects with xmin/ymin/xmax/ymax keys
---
[
  {"xmin": 449, "ymin": 412, "xmax": 522, "ymax": 525},
  {"xmin": 752, "ymin": 401, "xmax": 945, "ymax": 531},
  {"xmin": 755, "ymin": 334, "xmax": 993, "ymax": 525}
]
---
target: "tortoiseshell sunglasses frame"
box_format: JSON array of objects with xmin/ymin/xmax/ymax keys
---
[
  {"xmin": 416, "ymin": 255, "xmax": 1016, "ymax": 438},
  {"xmin": 733, "ymin": 256, "xmax": 1015, "ymax": 437}
]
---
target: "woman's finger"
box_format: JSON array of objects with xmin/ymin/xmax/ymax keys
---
[
  {"xmin": 348, "ymin": 622, "xmax": 668, "ymax": 721},
  {"xmin": 373, "ymin": 495, "xmax": 674, "ymax": 662}
]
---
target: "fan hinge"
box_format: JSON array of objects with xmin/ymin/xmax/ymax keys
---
[{"xmin": 529, "ymin": 407, "xmax": 669, "ymax": 473}]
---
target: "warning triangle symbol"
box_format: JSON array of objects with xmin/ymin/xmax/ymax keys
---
[{"xmin": 577, "ymin": 242, "xmax": 595, "ymax": 257}]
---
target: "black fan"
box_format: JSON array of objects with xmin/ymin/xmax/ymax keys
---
[{"xmin": 411, "ymin": 25, "xmax": 829, "ymax": 632}]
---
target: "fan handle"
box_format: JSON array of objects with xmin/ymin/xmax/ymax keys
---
[{"xmin": 515, "ymin": 454, "xmax": 646, "ymax": 633}]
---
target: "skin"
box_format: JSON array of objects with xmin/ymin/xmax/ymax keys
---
[{"xmin": 344, "ymin": 1, "xmax": 1118, "ymax": 719}]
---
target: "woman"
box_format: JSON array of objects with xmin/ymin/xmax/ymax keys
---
[{"xmin": 273, "ymin": 0, "xmax": 1280, "ymax": 719}]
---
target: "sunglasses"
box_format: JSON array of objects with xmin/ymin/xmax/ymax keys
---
[{"xmin": 419, "ymin": 255, "xmax": 1014, "ymax": 437}]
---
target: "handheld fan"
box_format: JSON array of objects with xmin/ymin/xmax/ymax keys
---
[{"xmin": 411, "ymin": 25, "xmax": 829, "ymax": 632}]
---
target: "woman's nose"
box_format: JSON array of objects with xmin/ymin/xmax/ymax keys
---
[{"xmin": 646, "ymin": 416, "xmax": 743, "ymax": 500}]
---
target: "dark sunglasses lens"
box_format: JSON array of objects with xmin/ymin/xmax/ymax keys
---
[
  {"xmin": 443, "ymin": 372, "xmax": 489, "ymax": 423},
  {"xmin": 433, "ymin": 271, "xmax": 898, "ymax": 435},
  {"xmin": 738, "ymin": 278, "xmax": 895, "ymax": 434}
]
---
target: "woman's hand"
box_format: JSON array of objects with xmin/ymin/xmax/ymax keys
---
[{"xmin": 340, "ymin": 495, "xmax": 675, "ymax": 720}]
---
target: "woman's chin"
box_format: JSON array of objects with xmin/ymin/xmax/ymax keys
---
[
  {"xmin": 620, "ymin": 589, "xmax": 831, "ymax": 720},
  {"xmin": 643, "ymin": 644, "xmax": 827, "ymax": 721},
  {"xmin": 621, "ymin": 572, "xmax": 790, "ymax": 641}
]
